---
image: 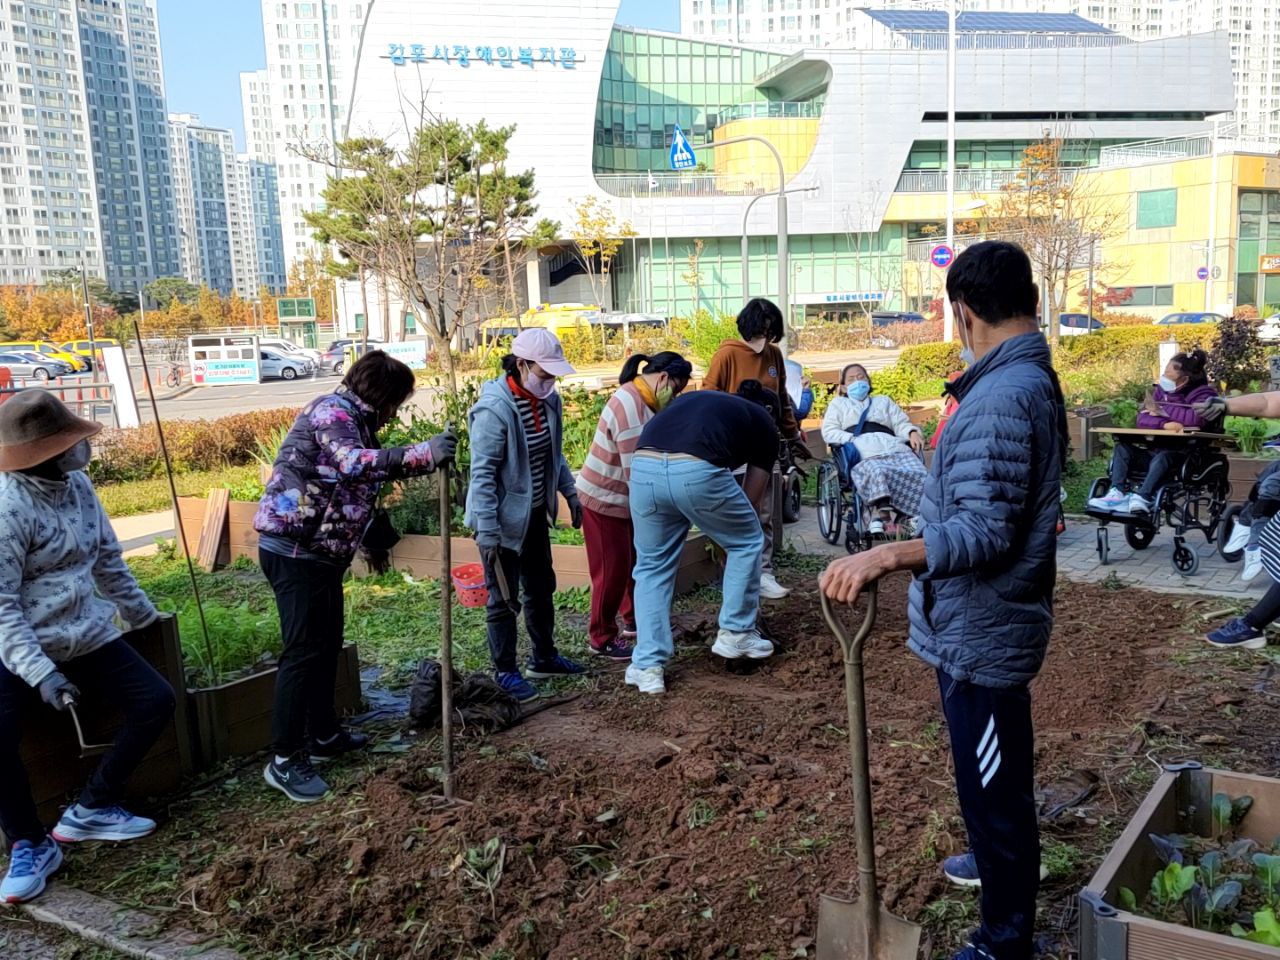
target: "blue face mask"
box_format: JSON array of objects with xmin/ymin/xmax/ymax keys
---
[{"xmin": 848, "ymin": 381, "xmax": 871, "ymax": 401}]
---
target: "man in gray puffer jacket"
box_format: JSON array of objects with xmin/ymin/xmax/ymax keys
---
[{"xmin": 821, "ymin": 241, "xmax": 1066, "ymax": 960}]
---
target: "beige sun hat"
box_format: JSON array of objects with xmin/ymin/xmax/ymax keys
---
[{"xmin": 0, "ymin": 390, "xmax": 103, "ymax": 471}]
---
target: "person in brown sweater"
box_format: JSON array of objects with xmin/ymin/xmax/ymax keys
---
[{"xmin": 703, "ymin": 298, "xmax": 802, "ymax": 599}]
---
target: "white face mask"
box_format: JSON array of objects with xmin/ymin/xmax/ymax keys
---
[
  {"xmin": 955, "ymin": 303, "xmax": 977, "ymax": 366},
  {"xmin": 746, "ymin": 337, "xmax": 767, "ymax": 354},
  {"xmin": 56, "ymin": 438, "xmax": 92, "ymax": 474},
  {"xmin": 1158, "ymin": 376, "xmax": 1178, "ymax": 393}
]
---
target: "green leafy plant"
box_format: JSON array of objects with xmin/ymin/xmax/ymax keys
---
[
  {"xmin": 1149, "ymin": 861, "xmax": 1199, "ymax": 920},
  {"xmin": 1254, "ymin": 853, "xmax": 1280, "ymax": 910},
  {"xmin": 1234, "ymin": 908, "xmax": 1280, "ymax": 946}
]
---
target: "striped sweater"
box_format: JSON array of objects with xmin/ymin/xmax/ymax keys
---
[{"xmin": 576, "ymin": 381, "xmax": 655, "ymax": 519}]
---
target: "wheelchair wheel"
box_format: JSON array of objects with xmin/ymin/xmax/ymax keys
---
[
  {"xmin": 782, "ymin": 469, "xmax": 802, "ymax": 524},
  {"xmin": 1218, "ymin": 504, "xmax": 1245, "ymax": 563},
  {"xmin": 816, "ymin": 461, "xmax": 842, "ymax": 545},
  {"xmin": 1171, "ymin": 539, "xmax": 1200, "ymax": 577},
  {"xmin": 1123, "ymin": 524, "xmax": 1154, "ymax": 551}
]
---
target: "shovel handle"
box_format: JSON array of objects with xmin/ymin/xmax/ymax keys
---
[
  {"xmin": 820, "ymin": 582, "xmax": 884, "ymax": 943},
  {"xmin": 819, "ymin": 582, "xmax": 878, "ymax": 663}
]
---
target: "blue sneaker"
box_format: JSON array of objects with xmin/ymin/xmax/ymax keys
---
[
  {"xmin": 1, "ymin": 837, "xmax": 62, "ymax": 903},
  {"xmin": 495, "ymin": 671, "xmax": 539, "ymax": 703},
  {"xmin": 1207, "ymin": 617, "xmax": 1267, "ymax": 651},
  {"xmin": 525, "ymin": 655, "xmax": 586, "ymax": 679},
  {"xmin": 51, "ymin": 804, "xmax": 156, "ymax": 843},
  {"xmin": 943, "ymin": 851, "xmax": 1049, "ymax": 888},
  {"xmin": 951, "ymin": 944, "xmax": 997, "ymax": 960},
  {"xmin": 943, "ymin": 852, "xmax": 982, "ymax": 887}
]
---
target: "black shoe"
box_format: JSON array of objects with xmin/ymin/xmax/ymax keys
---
[
  {"xmin": 264, "ymin": 754, "xmax": 330, "ymax": 803},
  {"xmin": 309, "ymin": 729, "xmax": 370, "ymax": 763}
]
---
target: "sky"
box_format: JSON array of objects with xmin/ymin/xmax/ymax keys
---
[{"xmin": 156, "ymin": 0, "xmax": 680, "ymax": 150}]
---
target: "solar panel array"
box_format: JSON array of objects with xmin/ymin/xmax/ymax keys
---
[{"xmin": 862, "ymin": 10, "xmax": 1116, "ymax": 34}]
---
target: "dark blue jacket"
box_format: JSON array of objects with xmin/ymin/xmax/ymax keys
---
[{"xmin": 908, "ymin": 332, "xmax": 1066, "ymax": 689}]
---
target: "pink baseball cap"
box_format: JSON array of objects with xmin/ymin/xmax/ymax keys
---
[{"xmin": 511, "ymin": 327, "xmax": 575, "ymax": 377}]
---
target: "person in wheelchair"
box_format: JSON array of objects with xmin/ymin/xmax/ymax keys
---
[
  {"xmin": 821, "ymin": 363, "xmax": 926, "ymax": 534},
  {"xmin": 1087, "ymin": 349, "xmax": 1219, "ymax": 516}
]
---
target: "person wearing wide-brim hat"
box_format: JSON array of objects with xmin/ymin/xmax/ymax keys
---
[{"xmin": 0, "ymin": 391, "xmax": 174, "ymax": 905}]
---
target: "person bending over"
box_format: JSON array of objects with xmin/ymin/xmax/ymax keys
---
[{"xmin": 0, "ymin": 392, "xmax": 174, "ymax": 904}]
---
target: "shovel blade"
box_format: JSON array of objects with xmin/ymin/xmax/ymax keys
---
[{"xmin": 817, "ymin": 894, "xmax": 923, "ymax": 960}]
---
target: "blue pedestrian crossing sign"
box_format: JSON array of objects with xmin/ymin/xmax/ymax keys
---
[{"xmin": 669, "ymin": 124, "xmax": 697, "ymax": 171}]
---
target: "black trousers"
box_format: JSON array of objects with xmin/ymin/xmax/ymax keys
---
[
  {"xmin": 0, "ymin": 638, "xmax": 175, "ymax": 844},
  {"xmin": 481, "ymin": 515, "xmax": 558, "ymax": 674},
  {"xmin": 1246, "ymin": 582, "xmax": 1280, "ymax": 631},
  {"xmin": 938, "ymin": 669, "xmax": 1039, "ymax": 960},
  {"xmin": 1110, "ymin": 443, "xmax": 1178, "ymax": 499},
  {"xmin": 260, "ymin": 550, "xmax": 347, "ymax": 757}
]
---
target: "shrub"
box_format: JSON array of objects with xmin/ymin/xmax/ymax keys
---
[
  {"xmin": 90, "ymin": 407, "xmax": 300, "ymax": 484},
  {"xmin": 796, "ymin": 319, "xmax": 870, "ymax": 353},
  {"xmin": 1056, "ymin": 325, "xmax": 1216, "ymax": 366},
  {"xmin": 1096, "ymin": 311, "xmax": 1157, "ymax": 328},
  {"xmin": 898, "ymin": 341, "xmax": 962, "ymax": 380},
  {"xmin": 681, "ymin": 309, "xmax": 741, "ymax": 369},
  {"xmin": 876, "ymin": 320, "xmax": 944, "ymax": 347},
  {"xmin": 1208, "ymin": 314, "xmax": 1267, "ymax": 391},
  {"xmin": 559, "ymin": 320, "xmax": 607, "ymax": 367},
  {"xmin": 870, "ymin": 364, "xmax": 919, "ymax": 407}
]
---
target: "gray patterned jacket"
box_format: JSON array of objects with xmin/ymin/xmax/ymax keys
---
[{"xmin": 0, "ymin": 470, "xmax": 157, "ymax": 687}]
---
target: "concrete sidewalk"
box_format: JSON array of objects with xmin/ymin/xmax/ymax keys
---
[{"xmin": 110, "ymin": 509, "xmax": 174, "ymax": 558}]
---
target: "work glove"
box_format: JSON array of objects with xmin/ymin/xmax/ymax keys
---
[
  {"xmin": 475, "ymin": 531, "xmax": 501, "ymax": 573},
  {"xmin": 567, "ymin": 496, "xmax": 584, "ymax": 529},
  {"xmin": 38, "ymin": 672, "xmax": 79, "ymax": 712},
  {"xmin": 1193, "ymin": 396, "xmax": 1228, "ymax": 418},
  {"xmin": 428, "ymin": 429, "xmax": 458, "ymax": 467}
]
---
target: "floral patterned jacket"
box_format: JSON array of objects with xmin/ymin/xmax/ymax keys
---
[{"xmin": 252, "ymin": 387, "xmax": 436, "ymax": 563}]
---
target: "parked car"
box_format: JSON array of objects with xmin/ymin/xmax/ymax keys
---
[
  {"xmin": 1154, "ymin": 312, "xmax": 1227, "ymax": 325},
  {"xmin": 59, "ymin": 338, "xmax": 121, "ymax": 370},
  {"xmin": 321, "ymin": 338, "xmax": 384, "ymax": 375},
  {"xmin": 259, "ymin": 348, "xmax": 314, "ymax": 381},
  {"xmin": 0, "ymin": 340, "xmax": 88, "ymax": 372},
  {"xmin": 1257, "ymin": 315, "xmax": 1280, "ymax": 343},
  {"xmin": 0, "ymin": 351, "xmax": 74, "ymax": 382},
  {"xmin": 260, "ymin": 338, "xmax": 323, "ymax": 367},
  {"xmin": 1059, "ymin": 313, "xmax": 1105, "ymax": 336},
  {"xmin": 870, "ymin": 311, "xmax": 926, "ymax": 327}
]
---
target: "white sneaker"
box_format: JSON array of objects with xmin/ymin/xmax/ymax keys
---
[
  {"xmin": 867, "ymin": 518, "xmax": 885, "ymax": 535},
  {"xmin": 1225, "ymin": 520, "xmax": 1253, "ymax": 554},
  {"xmin": 712, "ymin": 629, "xmax": 775, "ymax": 660},
  {"xmin": 1242, "ymin": 547, "xmax": 1265, "ymax": 582},
  {"xmin": 1087, "ymin": 486, "xmax": 1128, "ymax": 512},
  {"xmin": 1126, "ymin": 494, "xmax": 1152, "ymax": 515},
  {"xmin": 624, "ymin": 664, "xmax": 665, "ymax": 695},
  {"xmin": 759, "ymin": 572, "xmax": 791, "ymax": 600}
]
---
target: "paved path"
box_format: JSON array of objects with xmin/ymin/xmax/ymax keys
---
[
  {"xmin": 782, "ymin": 507, "xmax": 1264, "ymax": 604},
  {"xmin": 110, "ymin": 509, "xmax": 173, "ymax": 558}
]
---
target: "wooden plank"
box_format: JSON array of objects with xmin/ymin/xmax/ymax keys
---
[{"xmin": 196, "ymin": 487, "xmax": 230, "ymax": 571}]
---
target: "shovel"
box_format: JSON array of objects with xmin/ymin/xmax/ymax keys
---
[
  {"xmin": 818, "ymin": 583, "xmax": 923, "ymax": 960},
  {"xmin": 62, "ymin": 695, "xmax": 112, "ymax": 759}
]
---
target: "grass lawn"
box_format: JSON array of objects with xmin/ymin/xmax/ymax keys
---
[{"xmin": 98, "ymin": 464, "xmax": 261, "ymax": 518}]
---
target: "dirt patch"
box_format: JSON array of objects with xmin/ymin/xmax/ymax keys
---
[{"xmin": 113, "ymin": 577, "xmax": 1280, "ymax": 958}]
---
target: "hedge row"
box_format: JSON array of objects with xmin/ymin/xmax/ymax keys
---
[
  {"xmin": 91, "ymin": 407, "xmax": 300, "ymax": 484},
  {"xmin": 1055, "ymin": 324, "xmax": 1216, "ymax": 364}
]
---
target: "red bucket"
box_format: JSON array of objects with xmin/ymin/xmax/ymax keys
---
[{"xmin": 450, "ymin": 563, "xmax": 489, "ymax": 608}]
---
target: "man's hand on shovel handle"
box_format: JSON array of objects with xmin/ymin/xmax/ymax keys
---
[{"xmin": 819, "ymin": 539, "xmax": 928, "ymax": 604}]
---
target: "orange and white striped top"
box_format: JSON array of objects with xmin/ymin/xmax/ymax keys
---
[{"xmin": 575, "ymin": 381, "xmax": 656, "ymax": 519}]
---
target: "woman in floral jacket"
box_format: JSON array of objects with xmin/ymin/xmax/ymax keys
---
[{"xmin": 253, "ymin": 350, "xmax": 455, "ymax": 803}]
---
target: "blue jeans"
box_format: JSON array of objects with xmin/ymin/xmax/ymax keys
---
[{"xmin": 630, "ymin": 454, "xmax": 764, "ymax": 671}]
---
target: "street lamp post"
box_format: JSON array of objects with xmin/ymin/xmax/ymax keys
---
[
  {"xmin": 943, "ymin": 0, "xmax": 957, "ymax": 342},
  {"xmin": 741, "ymin": 184, "xmax": 819, "ymax": 303}
]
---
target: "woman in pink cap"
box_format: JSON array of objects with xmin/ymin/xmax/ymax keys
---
[{"xmin": 464, "ymin": 328, "xmax": 586, "ymax": 702}]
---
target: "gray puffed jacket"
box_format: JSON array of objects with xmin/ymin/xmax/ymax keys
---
[{"xmin": 908, "ymin": 332, "xmax": 1067, "ymax": 689}]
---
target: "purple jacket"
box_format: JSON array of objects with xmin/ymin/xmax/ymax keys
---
[
  {"xmin": 252, "ymin": 387, "xmax": 436, "ymax": 563},
  {"xmin": 1136, "ymin": 382, "xmax": 1220, "ymax": 431}
]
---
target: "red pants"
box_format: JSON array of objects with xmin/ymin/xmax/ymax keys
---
[{"xmin": 581, "ymin": 506, "xmax": 636, "ymax": 649}]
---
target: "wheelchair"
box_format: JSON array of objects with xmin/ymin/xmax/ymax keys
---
[
  {"xmin": 815, "ymin": 447, "xmax": 915, "ymax": 555},
  {"xmin": 1085, "ymin": 433, "xmax": 1232, "ymax": 577}
]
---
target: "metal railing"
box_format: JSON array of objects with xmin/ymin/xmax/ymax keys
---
[
  {"xmin": 905, "ymin": 236, "xmax": 983, "ymax": 262},
  {"xmin": 595, "ymin": 171, "xmax": 783, "ymax": 198},
  {"xmin": 719, "ymin": 100, "xmax": 824, "ymax": 122},
  {"xmin": 1098, "ymin": 134, "xmax": 1212, "ymax": 168},
  {"xmin": 894, "ymin": 166, "xmax": 1081, "ymax": 193},
  {"xmin": 0, "ymin": 378, "xmax": 119, "ymax": 426}
]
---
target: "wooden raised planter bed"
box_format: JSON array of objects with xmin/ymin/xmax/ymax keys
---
[
  {"xmin": 187, "ymin": 643, "xmax": 362, "ymax": 770},
  {"xmin": 1067, "ymin": 408, "xmax": 1114, "ymax": 462},
  {"xmin": 11, "ymin": 615, "xmax": 192, "ymax": 839},
  {"xmin": 178, "ymin": 495, "xmax": 719, "ymax": 594},
  {"xmin": 1079, "ymin": 765, "xmax": 1280, "ymax": 960},
  {"xmin": 1227, "ymin": 454, "xmax": 1277, "ymax": 496}
]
